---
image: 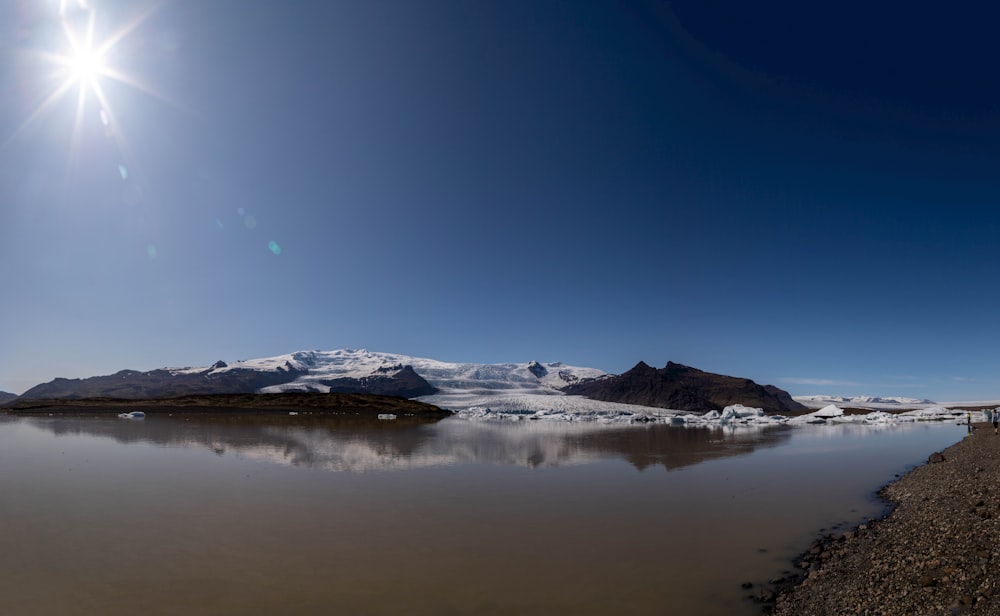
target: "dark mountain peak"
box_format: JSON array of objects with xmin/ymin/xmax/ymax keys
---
[
  {"xmin": 394, "ymin": 365, "xmax": 424, "ymax": 380},
  {"xmin": 0, "ymin": 391, "xmax": 18, "ymax": 406},
  {"xmin": 662, "ymin": 361, "xmax": 700, "ymax": 375},
  {"xmin": 323, "ymin": 364, "xmax": 437, "ymax": 397},
  {"xmin": 627, "ymin": 361, "xmax": 655, "ymax": 373},
  {"xmin": 563, "ymin": 360, "xmax": 806, "ymax": 413},
  {"xmin": 527, "ymin": 361, "xmax": 548, "ymax": 378},
  {"xmin": 211, "ymin": 360, "xmax": 228, "ymax": 370}
]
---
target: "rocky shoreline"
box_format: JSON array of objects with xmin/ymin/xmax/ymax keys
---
[{"xmin": 769, "ymin": 422, "xmax": 1000, "ymax": 615}]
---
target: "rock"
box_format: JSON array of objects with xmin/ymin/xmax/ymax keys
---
[
  {"xmin": 929, "ymin": 452, "xmax": 946, "ymax": 463},
  {"xmin": 526, "ymin": 361, "xmax": 548, "ymax": 378}
]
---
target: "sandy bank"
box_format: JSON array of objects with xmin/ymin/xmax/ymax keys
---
[{"xmin": 773, "ymin": 423, "xmax": 1000, "ymax": 615}]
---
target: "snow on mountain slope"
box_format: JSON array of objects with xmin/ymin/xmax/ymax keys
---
[
  {"xmin": 795, "ymin": 395, "xmax": 936, "ymax": 410},
  {"xmin": 161, "ymin": 349, "xmax": 977, "ymax": 423},
  {"xmin": 171, "ymin": 349, "xmax": 616, "ymax": 414}
]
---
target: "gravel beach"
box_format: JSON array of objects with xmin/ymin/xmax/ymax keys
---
[{"xmin": 773, "ymin": 422, "xmax": 1000, "ymax": 616}]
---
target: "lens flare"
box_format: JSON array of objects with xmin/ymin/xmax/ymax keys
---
[
  {"xmin": 268, "ymin": 241, "xmax": 282, "ymax": 255},
  {"xmin": 2, "ymin": 2, "xmax": 169, "ymax": 162}
]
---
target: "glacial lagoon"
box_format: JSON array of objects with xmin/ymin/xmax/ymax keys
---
[{"xmin": 0, "ymin": 414, "xmax": 965, "ymax": 615}]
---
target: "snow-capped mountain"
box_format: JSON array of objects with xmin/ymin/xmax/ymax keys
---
[
  {"xmin": 18, "ymin": 348, "xmax": 621, "ymax": 415},
  {"xmin": 795, "ymin": 395, "xmax": 936, "ymax": 410},
  {"xmin": 253, "ymin": 349, "xmax": 617, "ymax": 413},
  {"xmin": 13, "ymin": 349, "xmax": 984, "ymax": 424},
  {"xmin": 247, "ymin": 349, "xmax": 605, "ymax": 394}
]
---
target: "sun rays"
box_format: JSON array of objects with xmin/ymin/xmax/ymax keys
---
[{"xmin": 3, "ymin": 1, "xmax": 166, "ymax": 171}]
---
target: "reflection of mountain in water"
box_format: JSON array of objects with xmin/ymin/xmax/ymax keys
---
[
  {"xmin": 569, "ymin": 425, "xmax": 793, "ymax": 471},
  {"xmin": 25, "ymin": 415, "xmax": 793, "ymax": 473}
]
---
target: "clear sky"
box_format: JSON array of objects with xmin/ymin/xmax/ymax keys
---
[{"xmin": 3, "ymin": 0, "xmax": 1000, "ymax": 401}]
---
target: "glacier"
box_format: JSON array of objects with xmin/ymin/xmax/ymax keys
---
[{"xmin": 168, "ymin": 348, "xmax": 990, "ymax": 426}]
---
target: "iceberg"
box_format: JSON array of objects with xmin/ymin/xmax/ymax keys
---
[{"xmin": 453, "ymin": 401, "xmax": 972, "ymax": 428}]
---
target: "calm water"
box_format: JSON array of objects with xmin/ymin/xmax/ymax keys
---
[{"xmin": 0, "ymin": 414, "xmax": 964, "ymax": 615}]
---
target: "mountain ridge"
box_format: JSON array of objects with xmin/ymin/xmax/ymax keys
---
[
  {"xmin": 562, "ymin": 361, "xmax": 807, "ymax": 413},
  {"xmin": 14, "ymin": 349, "xmax": 803, "ymax": 414}
]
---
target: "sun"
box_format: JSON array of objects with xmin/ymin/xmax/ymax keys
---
[
  {"xmin": 58, "ymin": 11, "xmax": 109, "ymax": 98},
  {"xmin": 66, "ymin": 34, "xmax": 104, "ymax": 88},
  {"xmin": 2, "ymin": 2, "xmax": 164, "ymax": 154},
  {"xmin": 70, "ymin": 50, "xmax": 99, "ymax": 82}
]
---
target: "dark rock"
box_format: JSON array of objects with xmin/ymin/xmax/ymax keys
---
[
  {"xmin": 320, "ymin": 365, "xmax": 437, "ymax": 397},
  {"xmin": 527, "ymin": 361, "xmax": 548, "ymax": 378},
  {"xmin": 758, "ymin": 588, "xmax": 777, "ymax": 603},
  {"xmin": 929, "ymin": 452, "xmax": 946, "ymax": 464}
]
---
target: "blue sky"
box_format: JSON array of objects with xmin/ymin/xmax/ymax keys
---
[{"xmin": 3, "ymin": 0, "xmax": 1000, "ymax": 401}]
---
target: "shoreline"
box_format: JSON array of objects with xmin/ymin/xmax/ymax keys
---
[
  {"xmin": 2, "ymin": 392, "xmax": 452, "ymax": 417},
  {"xmin": 770, "ymin": 422, "xmax": 999, "ymax": 615}
]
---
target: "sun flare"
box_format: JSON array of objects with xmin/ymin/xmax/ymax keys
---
[
  {"xmin": 2, "ymin": 2, "xmax": 164, "ymax": 155},
  {"xmin": 67, "ymin": 43, "xmax": 103, "ymax": 87},
  {"xmin": 58, "ymin": 11, "xmax": 108, "ymax": 97}
]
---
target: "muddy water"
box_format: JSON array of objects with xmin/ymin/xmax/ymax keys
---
[{"xmin": 0, "ymin": 415, "xmax": 964, "ymax": 615}]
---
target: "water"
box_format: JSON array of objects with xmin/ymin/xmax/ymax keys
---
[{"xmin": 0, "ymin": 414, "xmax": 964, "ymax": 615}]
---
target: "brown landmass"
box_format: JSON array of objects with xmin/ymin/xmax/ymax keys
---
[{"xmin": 2, "ymin": 392, "xmax": 451, "ymax": 417}]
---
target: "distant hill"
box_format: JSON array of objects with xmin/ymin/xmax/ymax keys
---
[
  {"xmin": 795, "ymin": 395, "xmax": 935, "ymax": 409},
  {"xmin": 562, "ymin": 361, "xmax": 807, "ymax": 413},
  {"xmin": 18, "ymin": 360, "xmax": 436, "ymax": 400},
  {"xmin": 0, "ymin": 391, "xmax": 17, "ymax": 405},
  {"xmin": 14, "ymin": 349, "xmax": 598, "ymax": 409}
]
